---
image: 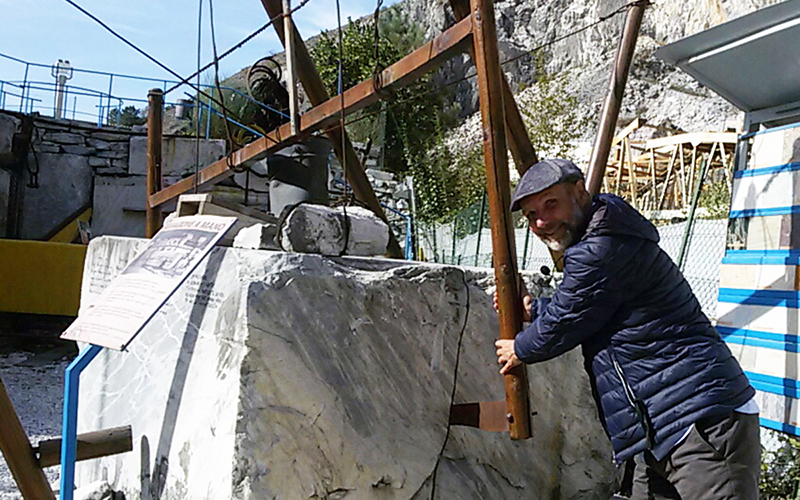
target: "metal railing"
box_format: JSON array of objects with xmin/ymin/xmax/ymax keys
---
[{"xmin": 0, "ymin": 52, "xmax": 285, "ymax": 136}]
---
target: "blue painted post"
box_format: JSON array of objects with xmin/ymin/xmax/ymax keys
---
[
  {"xmin": 60, "ymin": 344, "xmax": 103, "ymax": 500},
  {"xmin": 405, "ymin": 216, "xmax": 413, "ymax": 260}
]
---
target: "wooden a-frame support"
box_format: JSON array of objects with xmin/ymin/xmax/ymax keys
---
[{"xmin": 146, "ymin": 0, "xmax": 537, "ymax": 439}]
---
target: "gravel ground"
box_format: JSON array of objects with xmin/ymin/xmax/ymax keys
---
[{"xmin": 0, "ymin": 343, "xmax": 77, "ymax": 499}]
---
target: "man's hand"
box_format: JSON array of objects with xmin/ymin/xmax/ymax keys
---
[
  {"xmin": 495, "ymin": 339, "xmax": 522, "ymax": 375},
  {"xmin": 493, "ymin": 281, "xmax": 533, "ymax": 322}
]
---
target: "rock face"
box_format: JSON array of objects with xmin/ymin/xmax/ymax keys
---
[
  {"xmin": 390, "ymin": 0, "xmax": 780, "ymax": 145},
  {"xmin": 75, "ymin": 237, "xmax": 617, "ymax": 499}
]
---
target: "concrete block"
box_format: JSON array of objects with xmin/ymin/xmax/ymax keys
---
[
  {"xmin": 74, "ymin": 237, "xmax": 617, "ymax": 500},
  {"xmin": 91, "ymin": 176, "xmax": 147, "ymax": 238},
  {"xmin": 19, "ymin": 153, "xmax": 93, "ymax": 240},
  {"xmin": 279, "ymin": 204, "xmax": 389, "ymax": 256},
  {"xmin": 745, "ymin": 215, "xmax": 787, "ymax": 250},
  {"xmin": 128, "ymin": 136, "xmax": 225, "ymax": 176}
]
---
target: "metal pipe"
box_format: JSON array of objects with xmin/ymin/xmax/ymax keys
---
[
  {"xmin": 677, "ymin": 159, "xmax": 708, "ymax": 270},
  {"xmin": 19, "ymin": 63, "xmax": 28, "ymax": 112},
  {"xmin": 474, "ymin": 190, "xmax": 487, "ymax": 267},
  {"xmin": 106, "ymin": 74, "xmax": 114, "ymax": 125},
  {"xmin": 585, "ymin": 0, "xmax": 647, "ymax": 196},
  {"xmin": 283, "ymin": 0, "xmax": 299, "ymax": 135},
  {"xmin": 59, "ymin": 344, "xmax": 103, "ymax": 500},
  {"xmin": 146, "ymin": 88, "xmax": 164, "ymax": 238},
  {"xmin": 471, "ymin": 0, "xmax": 531, "ymax": 440}
]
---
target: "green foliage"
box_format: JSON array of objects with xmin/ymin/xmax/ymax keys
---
[
  {"xmin": 411, "ymin": 141, "xmax": 486, "ymax": 223},
  {"xmin": 698, "ymin": 164, "xmax": 733, "ymax": 219},
  {"xmin": 516, "ymin": 51, "xmax": 589, "ymax": 161},
  {"xmin": 761, "ymin": 430, "xmax": 800, "ymax": 499},
  {"xmin": 312, "ymin": 16, "xmax": 401, "ymax": 98},
  {"xmin": 107, "ymin": 105, "xmax": 146, "ymax": 128},
  {"xmin": 310, "ymin": 8, "xmax": 461, "ymax": 221}
]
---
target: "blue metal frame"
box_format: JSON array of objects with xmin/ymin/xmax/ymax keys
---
[{"xmin": 60, "ymin": 344, "xmax": 103, "ymax": 500}]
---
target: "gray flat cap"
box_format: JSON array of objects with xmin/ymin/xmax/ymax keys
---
[{"xmin": 510, "ymin": 158, "xmax": 584, "ymax": 211}]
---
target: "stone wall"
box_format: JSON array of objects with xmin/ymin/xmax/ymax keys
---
[
  {"xmin": 0, "ymin": 110, "xmax": 224, "ymax": 240},
  {"xmin": 75, "ymin": 237, "xmax": 619, "ymax": 500}
]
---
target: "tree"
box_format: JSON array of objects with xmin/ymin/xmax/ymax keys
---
[
  {"xmin": 310, "ymin": 9, "xmax": 458, "ymax": 174},
  {"xmin": 107, "ymin": 105, "xmax": 146, "ymax": 128},
  {"xmin": 516, "ymin": 51, "xmax": 590, "ymax": 161}
]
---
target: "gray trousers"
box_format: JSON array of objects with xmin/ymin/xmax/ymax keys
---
[{"xmin": 631, "ymin": 411, "xmax": 760, "ymax": 500}]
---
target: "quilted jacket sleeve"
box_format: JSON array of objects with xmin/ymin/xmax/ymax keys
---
[{"xmin": 514, "ymin": 245, "xmax": 624, "ymax": 363}]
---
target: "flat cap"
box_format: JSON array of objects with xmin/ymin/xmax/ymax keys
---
[{"xmin": 510, "ymin": 158, "xmax": 584, "ymax": 211}]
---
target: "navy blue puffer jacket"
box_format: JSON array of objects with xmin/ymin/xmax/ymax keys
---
[{"xmin": 514, "ymin": 194, "xmax": 754, "ymax": 463}]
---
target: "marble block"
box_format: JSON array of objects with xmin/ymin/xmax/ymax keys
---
[{"xmin": 74, "ymin": 236, "xmax": 617, "ymax": 500}]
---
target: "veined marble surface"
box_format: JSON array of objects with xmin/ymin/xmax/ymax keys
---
[{"xmin": 75, "ymin": 236, "xmax": 617, "ymax": 500}]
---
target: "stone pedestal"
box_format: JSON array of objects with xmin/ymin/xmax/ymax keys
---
[{"xmin": 75, "ymin": 237, "xmax": 617, "ymax": 500}]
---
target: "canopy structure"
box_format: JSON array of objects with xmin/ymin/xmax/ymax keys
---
[
  {"xmin": 655, "ymin": 0, "xmax": 800, "ymax": 113},
  {"xmin": 658, "ymin": 0, "xmax": 800, "ymax": 436}
]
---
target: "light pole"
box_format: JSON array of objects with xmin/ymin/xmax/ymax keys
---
[{"xmin": 51, "ymin": 59, "xmax": 73, "ymax": 119}]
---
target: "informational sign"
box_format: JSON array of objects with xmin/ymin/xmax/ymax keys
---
[{"xmin": 62, "ymin": 215, "xmax": 237, "ymax": 351}]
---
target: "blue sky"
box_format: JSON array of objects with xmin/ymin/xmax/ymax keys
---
[{"xmin": 0, "ymin": 0, "xmax": 398, "ymax": 122}]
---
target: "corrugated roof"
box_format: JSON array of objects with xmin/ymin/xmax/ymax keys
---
[{"xmin": 654, "ymin": 0, "xmax": 800, "ymax": 112}]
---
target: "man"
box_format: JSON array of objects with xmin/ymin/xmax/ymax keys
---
[{"xmin": 494, "ymin": 158, "xmax": 760, "ymax": 499}]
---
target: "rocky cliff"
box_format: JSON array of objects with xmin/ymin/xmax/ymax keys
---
[{"xmin": 391, "ymin": 0, "xmax": 780, "ymax": 149}]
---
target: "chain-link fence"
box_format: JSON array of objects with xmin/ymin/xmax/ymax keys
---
[{"xmin": 416, "ymin": 197, "xmax": 727, "ymax": 321}]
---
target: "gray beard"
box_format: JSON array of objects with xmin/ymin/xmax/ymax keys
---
[
  {"xmin": 539, "ymin": 199, "xmax": 585, "ymax": 252},
  {"xmin": 542, "ymin": 229, "xmax": 574, "ymax": 252}
]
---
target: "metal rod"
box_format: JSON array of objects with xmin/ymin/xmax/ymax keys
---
[
  {"xmin": 585, "ymin": 1, "xmax": 647, "ymax": 196},
  {"xmin": 677, "ymin": 159, "xmax": 709, "ymax": 270},
  {"xmin": 471, "ymin": 0, "xmax": 531, "ymax": 440},
  {"xmin": 522, "ymin": 227, "xmax": 531, "ymax": 270},
  {"xmin": 146, "ymin": 88, "xmax": 164, "ymax": 238},
  {"xmin": 283, "ymin": 0, "xmax": 299, "ymax": 135},
  {"xmin": 59, "ymin": 344, "xmax": 103, "ymax": 500},
  {"xmin": 475, "ymin": 190, "xmax": 487, "ymax": 267},
  {"xmin": 451, "ymin": 218, "xmax": 458, "ymax": 264},
  {"xmin": 106, "ymin": 75, "xmax": 114, "ymax": 126},
  {"xmin": 19, "ymin": 63, "xmax": 28, "ymax": 113}
]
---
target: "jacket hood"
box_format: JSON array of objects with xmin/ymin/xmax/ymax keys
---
[{"xmin": 581, "ymin": 194, "xmax": 659, "ymax": 243}]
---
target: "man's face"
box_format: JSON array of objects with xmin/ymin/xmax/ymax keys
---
[{"xmin": 519, "ymin": 182, "xmax": 586, "ymax": 252}]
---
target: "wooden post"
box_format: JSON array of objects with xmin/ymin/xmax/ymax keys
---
[
  {"xmin": 678, "ymin": 143, "xmax": 687, "ymax": 207},
  {"xmin": 146, "ymin": 88, "xmax": 164, "ymax": 238},
  {"xmin": 0, "ymin": 375, "xmax": 56, "ymax": 499},
  {"xmin": 471, "ymin": 0, "xmax": 531, "ymax": 440},
  {"xmin": 585, "ymin": 0, "xmax": 647, "ymax": 196},
  {"xmin": 35, "ymin": 426, "xmax": 133, "ymax": 468},
  {"xmin": 658, "ymin": 147, "xmax": 678, "ymax": 210},
  {"xmin": 628, "ymin": 140, "xmax": 637, "ymax": 209}
]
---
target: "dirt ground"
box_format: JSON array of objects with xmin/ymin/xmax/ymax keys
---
[{"xmin": 0, "ymin": 315, "xmax": 77, "ymax": 499}]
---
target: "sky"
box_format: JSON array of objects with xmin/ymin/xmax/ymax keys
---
[{"xmin": 0, "ymin": 0, "xmax": 398, "ymax": 122}]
